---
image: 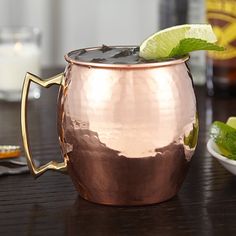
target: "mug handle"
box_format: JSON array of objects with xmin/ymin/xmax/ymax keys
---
[{"xmin": 21, "ymin": 72, "xmax": 67, "ymax": 177}]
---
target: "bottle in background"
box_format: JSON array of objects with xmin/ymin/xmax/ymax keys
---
[
  {"xmin": 206, "ymin": 0, "xmax": 236, "ymax": 96},
  {"xmin": 159, "ymin": 0, "xmax": 188, "ymax": 28},
  {"xmin": 187, "ymin": 0, "xmax": 206, "ymax": 85},
  {"xmin": 159, "ymin": 0, "xmax": 206, "ymax": 85}
]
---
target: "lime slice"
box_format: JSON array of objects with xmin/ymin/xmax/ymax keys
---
[
  {"xmin": 139, "ymin": 24, "xmax": 224, "ymax": 60},
  {"xmin": 226, "ymin": 117, "xmax": 236, "ymax": 129},
  {"xmin": 210, "ymin": 121, "xmax": 236, "ymax": 159}
]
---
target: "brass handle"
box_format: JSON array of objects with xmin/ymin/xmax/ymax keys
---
[{"xmin": 21, "ymin": 72, "xmax": 67, "ymax": 177}]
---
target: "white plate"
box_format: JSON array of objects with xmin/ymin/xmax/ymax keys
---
[{"xmin": 207, "ymin": 139, "xmax": 236, "ymax": 175}]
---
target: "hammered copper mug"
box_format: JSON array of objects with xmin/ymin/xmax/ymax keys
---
[{"xmin": 21, "ymin": 46, "xmax": 198, "ymax": 206}]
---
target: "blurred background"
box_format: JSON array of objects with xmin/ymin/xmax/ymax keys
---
[
  {"xmin": 0, "ymin": 0, "xmax": 208, "ymax": 86},
  {"xmin": 0, "ymin": 0, "xmax": 205, "ymax": 66},
  {"xmin": 0, "ymin": 0, "xmax": 159, "ymax": 67}
]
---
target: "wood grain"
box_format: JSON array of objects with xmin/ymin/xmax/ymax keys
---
[{"xmin": 1, "ymin": 69, "xmax": 236, "ymax": 235}]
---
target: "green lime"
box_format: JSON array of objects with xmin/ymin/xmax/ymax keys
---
[
  {"xmin": 226, "ymin": 117, "xmax": 236, "ymax": 129},
  {"xmin": 139, "ymin": 24, "xmax": 224, "ymax": 60},
  {"xmin": 210, "ymin": 121, "xmax": 236, "ymax": 159}
]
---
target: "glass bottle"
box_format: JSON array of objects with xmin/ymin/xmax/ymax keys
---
[
  {"xmin": 159, "ymin": 0, "xmax": 206, "ymax": 85},
  {"xmin": 206, "ymin": 0, "xmax": 236, "ymax": 96}
]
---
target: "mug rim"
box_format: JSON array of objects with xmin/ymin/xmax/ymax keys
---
[{"xmin": 65, "ymin": 46, "xmax": 189, "ymax": 69}]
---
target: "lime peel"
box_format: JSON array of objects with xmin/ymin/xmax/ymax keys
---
[
  {"xmin": 226, "ymin": 117, "xmax": 236, "ymax": 129},
  {"xmin": 210, "ymin": 121, "xmax": 236, "ymax": 160}
]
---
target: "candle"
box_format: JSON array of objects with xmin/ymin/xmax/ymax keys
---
[
  {"xmin": 0, "ymin": 42, "xmax": 40, "ymax": 90},
  {"xmin": 0, "ymin": 27, "xmax": 41, "ymax": 101}
]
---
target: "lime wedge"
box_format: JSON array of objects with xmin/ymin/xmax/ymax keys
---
[
  {"xmin": 139, "ymin": 24, "xmax": 224, "ymax": 60},
  {"xmin": 210, "ymin": 121, "xmax": 236, "ymax": 159},
  {"xmin": 226, "ymin": 117, "xmax": 236, "ymax": 129}
]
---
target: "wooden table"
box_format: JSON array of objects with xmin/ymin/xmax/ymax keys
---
[{"xmin": 1, "ymin": 68, "xmax": 236, "ymax": 235}]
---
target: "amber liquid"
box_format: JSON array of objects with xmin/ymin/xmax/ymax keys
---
[
  {"xmin": 206, "ymin": 57, "xmax": 236, "ymax": 97},
  {"xmin": 206, "ymin": 0, "xmax": 236, "ymax": 97}
]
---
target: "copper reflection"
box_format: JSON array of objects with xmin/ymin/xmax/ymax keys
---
[{"xmin": 57, "ymin": 48, "xmax": 197, "ymax": 206}]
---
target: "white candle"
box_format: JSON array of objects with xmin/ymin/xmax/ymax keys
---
[{"xmin": 0, "ymin": 42, "xmax": 40, "ymax": 92}]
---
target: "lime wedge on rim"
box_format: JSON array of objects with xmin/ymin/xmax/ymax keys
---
[{"xmin": 139, "ymin": 24, "xmax": 224, "ymax": 60}]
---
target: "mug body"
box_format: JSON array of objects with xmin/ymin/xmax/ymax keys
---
[{"xmin": 57, "ymin": 47, "xmax": 198, "ymax": 205}]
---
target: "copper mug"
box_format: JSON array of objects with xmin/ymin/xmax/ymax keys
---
[{"xmin": 21, "ymin": 46, "xmax": 198, "ymax": 206}]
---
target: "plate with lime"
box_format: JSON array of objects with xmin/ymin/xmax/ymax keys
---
[{"xmin": 207, "ymin": 117, "xmax": 236, "ymax": 175}]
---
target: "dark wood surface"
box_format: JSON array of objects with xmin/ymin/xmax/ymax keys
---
[{"xmin": 1, "ymin": 68, "xmax": 236, "ymax": 235}]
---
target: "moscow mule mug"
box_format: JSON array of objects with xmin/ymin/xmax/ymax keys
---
[{"xmin": 21, "ymin": 46, "xmax": 198, "ymax": 206}]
